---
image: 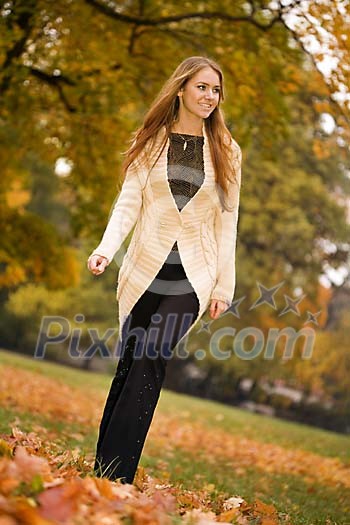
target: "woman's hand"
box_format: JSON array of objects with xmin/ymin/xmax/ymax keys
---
[
  {"xmin": 87, "ymin": 254, "xmax": 109, "ymax": 276},
  {"xmin": 209, "ymin": 299, "xmax": 229, "ymax": 320}
]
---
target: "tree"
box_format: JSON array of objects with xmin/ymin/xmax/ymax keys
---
[{"xmin": 0, "ymin": 0, "xmax": 349, "ymax": 312}]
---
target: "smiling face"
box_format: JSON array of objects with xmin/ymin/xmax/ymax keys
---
[{"xmin": 178, "ymin": 66, "xmax": 221, "ymax": 121}]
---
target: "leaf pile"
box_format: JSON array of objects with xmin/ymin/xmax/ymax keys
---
[{"xmin": 0, "ymin": 427, "xmax": 284, "ymax": 525}]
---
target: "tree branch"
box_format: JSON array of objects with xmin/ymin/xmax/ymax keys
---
[
  {"xmin": 26, "ymin": 61, "xmax": 121, "ymax": 112},
  {"xmin": 0, "ymin": 0, "xmax": 36, "ymax": 93},
  {"xmin": 85, "ymin": 0, "xmax": 282, "ymax": 31},
  {"xmin": 28, "ymin": 67, "xmax": 77, "ymax": 112}
]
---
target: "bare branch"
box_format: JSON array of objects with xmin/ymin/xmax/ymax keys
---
[
  {"xmin": 85, "ymin": 0, "xmax": 282, "ymax": 31},
  {"xmin": 0, "ymin": 0, "xmax": 36, "ymax": 93},
  {"xmin": 25, "ymin": 61, "xmax": 122, "ymax": 112},
  {"xmin": 28, "ymin": 67, "xmax": 77, "ymax": 112}
]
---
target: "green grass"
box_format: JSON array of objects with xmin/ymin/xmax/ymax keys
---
[
  {"xmin": 143, "ymin": 450, "xmax": 350, "ymax": 525},
  {"xmin": 158, "ymin": 390, "xmax": 350, "ymax": 463},
  {"xmin": 1, "ymin": 348, "xmax": 350, "ymax": 525},
  {"xmin": 0, "ymin": 348, "xmax": 112, "ymax": 392}
]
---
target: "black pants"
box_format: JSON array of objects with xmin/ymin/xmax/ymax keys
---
[{"xmin": 94, "ymin": 250, "xmax": 199, "ymax": 484}]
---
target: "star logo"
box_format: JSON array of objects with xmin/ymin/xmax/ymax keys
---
[
  {"xmin": 196, "ymin": 319, "xmax": 212, "ymax": 334},
  {"xmin": 226, "ymin": 295, "xmax": 246, "ymax": 318},
  {"xmin": 278, "ymin": 293, "xmax": 306, "ymax": 316},
  {"xmin": 249, "ymin": 280, "xmax": 285, "ymax": 310},
  {"xmin": 304, "ymin": 310, "xmax": 322, "ymax": 326}
]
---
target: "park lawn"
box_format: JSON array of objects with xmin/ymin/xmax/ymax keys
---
[{"xmin": 0, "ymin": 348, "xmax": 349, "ymax": 525}]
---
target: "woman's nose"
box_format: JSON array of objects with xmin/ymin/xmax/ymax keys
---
[{"xmin": 205, "ymin": 91, "xmax": 215, "ymax": 100}]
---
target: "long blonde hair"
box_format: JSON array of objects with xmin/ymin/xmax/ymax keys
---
[{"xmin": 121, "ymin": 56, "xmax": 239, "ymax": 211}]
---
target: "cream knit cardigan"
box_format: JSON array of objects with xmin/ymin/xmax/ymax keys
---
[{"xmin": 89, "ymin": 122, "xmax": 242, "ymax": 345}]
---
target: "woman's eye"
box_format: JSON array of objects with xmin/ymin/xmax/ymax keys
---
[{"xmin": 198, "ymin": 85, "xmax": 220, "ymax": 94}]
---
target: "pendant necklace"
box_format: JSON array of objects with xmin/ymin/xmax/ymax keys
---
[
  {"xmin": 176, "ymin": 133, "xmax": 202, "ymax": 151},
  {"xmin": 177, "ymin": 133, "xmax": 189, "ymax": 151}
]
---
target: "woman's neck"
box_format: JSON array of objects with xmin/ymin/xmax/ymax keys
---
[{"xmin": 171, "ymin": 118, "xmax": 204, "ymax": 136}]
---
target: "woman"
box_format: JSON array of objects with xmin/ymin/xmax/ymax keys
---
[{"xmin": 87, "ymin": 56, "xmax": 242, "ymax": 484}]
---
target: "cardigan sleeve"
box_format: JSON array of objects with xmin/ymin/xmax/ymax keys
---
[
  {"xmin": 88, "ymin": 163, "xmax": 143, "ymax": 265},
  {"xmin": 210, "ymin": 140, "xmax": 242, "ymax": 306}
]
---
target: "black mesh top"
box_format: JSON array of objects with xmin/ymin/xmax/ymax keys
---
[{"xmin": 167, "ymin": 132, "xmax": 205, "ymax": 251}]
